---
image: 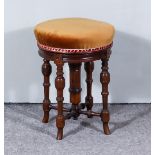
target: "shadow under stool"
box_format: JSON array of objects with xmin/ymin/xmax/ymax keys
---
[{"xmin": 34, "ymin": 18, "xmax": 115, "ymax": 140}]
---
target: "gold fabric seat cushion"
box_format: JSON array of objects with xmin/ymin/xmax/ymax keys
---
[{"xmin": 34, "ymin": 18, "xmax": 115, "ymax": 53}]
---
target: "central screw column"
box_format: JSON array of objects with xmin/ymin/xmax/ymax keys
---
[{"xmin": 69, "ymin": 63, "xmax": 82, "ymax": 120}]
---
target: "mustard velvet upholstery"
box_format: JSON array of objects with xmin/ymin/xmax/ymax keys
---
[{"xmin": 34, "ymin": 18, "xmax": 115, "ymax": 50}]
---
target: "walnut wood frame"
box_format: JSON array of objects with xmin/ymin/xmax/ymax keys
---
[{"xmin": 39, "ymin": 47, "xmax": 112, "ymax": 140}]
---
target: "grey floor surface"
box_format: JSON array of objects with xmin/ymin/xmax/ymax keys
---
[{"xmin": 4, "ymin": 104, "xmax": 151, "ymax": 155}]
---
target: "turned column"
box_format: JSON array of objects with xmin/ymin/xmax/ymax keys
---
[
  {"xmin": 84, "ymin": 62, "xmax": 94, "ymax": 118},
  {"xmin": 54, "ymin": 55, "xmax": 65, "ymax": 140},
  {"xmin": 69, "ymin": 63, "xmax": 82, "ymax": 120},
  {"xmin": 100, "ymin": 51, "xmax": 111, "ymax": 135},
  {"xmin": 42, "ymin": 59, "xmax": 52, "ymax": 123}
]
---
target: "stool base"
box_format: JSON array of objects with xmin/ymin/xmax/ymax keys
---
[{"xmin": 39, "ymin": 47, "xmax": 112, "ymax": 140}]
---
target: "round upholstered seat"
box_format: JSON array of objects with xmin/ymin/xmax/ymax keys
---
[{"xmin": 34, "ymin": 18, "xmax": 115, "ymax": 53}]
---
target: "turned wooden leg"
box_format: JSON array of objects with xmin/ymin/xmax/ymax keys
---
[
  {"xmin": 100, "ymin": 57, "xmax": 110, "ymax": 135},
  {"xmin": 84, "ymin": 62, "xmax": 94, "ymax": 118},
  {"xmin": 54, "ymin": 56, "xmax": 65, "ymax": 140},
  {"xmin": 42, "ymin": 59, "xmax": 52, "ymax": 123},
  {"xmin": 69, "ymin": 63, "xmax": 82, "ymax": 120}
]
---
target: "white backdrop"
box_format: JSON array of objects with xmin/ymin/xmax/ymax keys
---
[{"xmin": 4, "ymin": 0, "xmax": 151, "ymax": 103}]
